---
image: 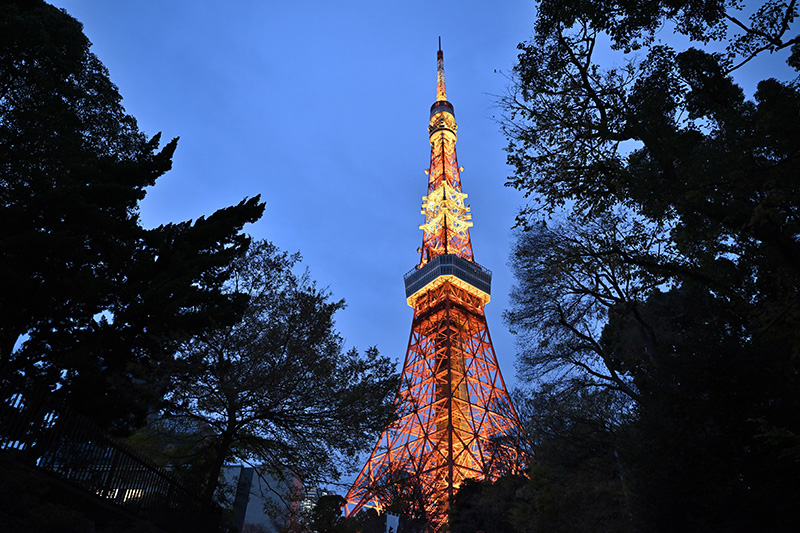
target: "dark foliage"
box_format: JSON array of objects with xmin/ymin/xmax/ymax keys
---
[
  {"xmin": 450, "ymin": 386, "xmax": 629, "ymax": 533},
  {"xmin": 0, "ymin": 0, "xmax": 264, "ymax": 432},
  {"xmin": 304, "ymin": 494, "xmax": 386, "ymax": 533},
  {"xmin": 450, "ymin": 476, "xmax": 529, "ymax": 533},
  {"xmin": 306, "ymin": 494, "xmax": 351, "ymax": 533},
  {"xmin": 153, "ymin": 240, "xmax": 397, "ymax": 503},
  {"xmin": 502, "ymin": 0, "xmax": 800, "ymax": 530}
]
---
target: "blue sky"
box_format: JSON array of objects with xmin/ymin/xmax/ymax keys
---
[
  {"xmin": 50, "ymin": 1, "xmax": 537, "ymax": 390},
  {"xmin": 44, "ymin": 2, "xmax": 799, "ymax": 496}
]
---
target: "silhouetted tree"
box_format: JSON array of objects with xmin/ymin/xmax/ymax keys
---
[
  {"xmin": 302, "ymin": 494, "xmax": 390, "ymax": 533},
  {"xmin": 450, "ymin": 476, "xmax": 529, "ymax": 533},
  {"xmin": 0, "ymin": 0, "xmax": 264, "ymax": 431},
  {"xmin": 160, "ymin": 240, "xmax": 398, "ymax": 504},
  {"xmin": 450, "ymin": 386, "xmax": 629, "ymax": 533},
  {"xmin": 305, "ymin": 494, "xmax": 373, "ymax": 533},
  {"xmin": 503, "ymin": 0, "xmax": 800, "ymax": 529}
]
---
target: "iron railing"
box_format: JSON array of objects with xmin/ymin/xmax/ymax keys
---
[{"xmin": 0, "ymin": 377, "xmax": 219, "ymax": 532}]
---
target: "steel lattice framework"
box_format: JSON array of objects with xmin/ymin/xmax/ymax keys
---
[{"xmin": 345, "ymin": 44, "xmax": 527, "ymax": 531}]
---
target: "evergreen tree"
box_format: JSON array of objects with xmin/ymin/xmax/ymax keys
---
[{"xmin": 0, "ymin": 0, "xmax": 264, "ymax": 431}]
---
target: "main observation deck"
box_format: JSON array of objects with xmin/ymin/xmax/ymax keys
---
[{"xmin": 403, "ymin": 254, "xmax": 491, "ymax": 307}]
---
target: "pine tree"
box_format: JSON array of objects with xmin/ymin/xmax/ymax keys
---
[{"xmin": 0, "ymin": 0, "xmax": 264, "ymax": 431}]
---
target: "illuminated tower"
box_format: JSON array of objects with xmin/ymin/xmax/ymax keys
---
[{"xmin": 345, "ymin": 44, "xmax": 527, "ymax": 531}]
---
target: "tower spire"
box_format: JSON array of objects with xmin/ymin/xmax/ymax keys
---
[
  {"xmin": 436, "ymin": 37, "xmax": 447, "ymax": 101},
  {"xmin": 344, "ymin": 45, "xmax": 527, "ymax": 532}
]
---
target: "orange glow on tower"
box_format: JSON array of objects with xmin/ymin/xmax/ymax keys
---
[{"xmin": 345, "ymin": 44, "xmax": 527, "ymax": 531}]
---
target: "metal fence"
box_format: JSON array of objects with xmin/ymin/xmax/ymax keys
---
[{"xmin": 0, "ymin": 377, "xmax": 220, "ymax": 532}]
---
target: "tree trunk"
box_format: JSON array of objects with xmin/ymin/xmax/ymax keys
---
[{"xmin": 202, "ymin": 432, "xmax": 235, "ymax": 504}]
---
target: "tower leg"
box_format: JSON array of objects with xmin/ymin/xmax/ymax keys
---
[{"xmin": 345, "ymin": 283, "xmax": 526, "ymax": 531}]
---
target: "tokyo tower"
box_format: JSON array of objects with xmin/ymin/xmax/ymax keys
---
[{"xmin": 345, "ymin": 43, "xmax": 527, "ymax": 531}]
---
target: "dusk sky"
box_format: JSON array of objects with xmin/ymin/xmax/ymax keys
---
[{"xmin": 50, "ymin": 0, "xmax": 537, "ymax": 391}]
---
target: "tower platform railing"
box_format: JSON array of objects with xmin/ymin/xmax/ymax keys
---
[{"xmin": 403, "ymin": 253, "xmax": 492, "ymax": 300}]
